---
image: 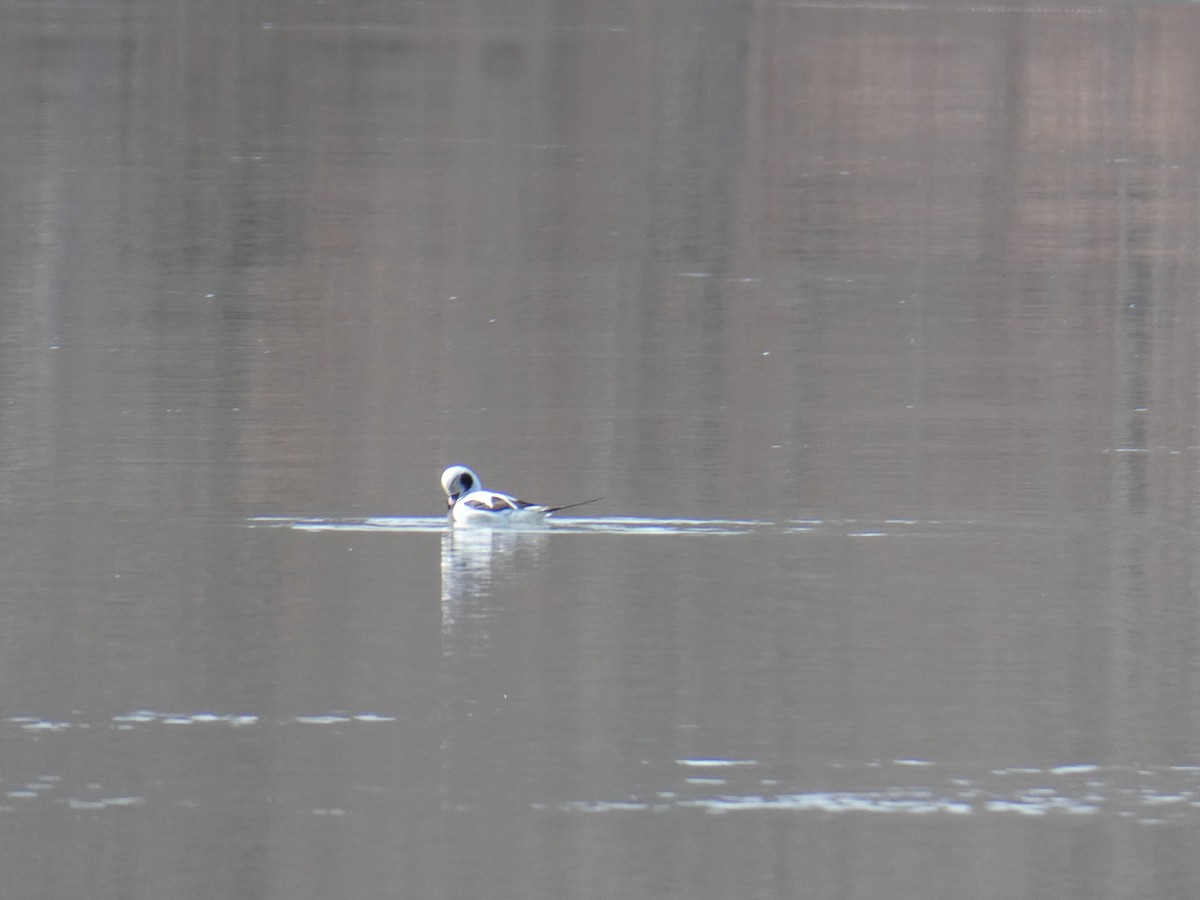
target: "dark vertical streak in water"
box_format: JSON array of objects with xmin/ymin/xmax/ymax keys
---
[
  {"xmin": 617, "ymin": 0, "xmax": 751, "ymax": 504},
  {"xmin": 1108, "ymin": 4, "xmax": 1141, "ymax": 774}
]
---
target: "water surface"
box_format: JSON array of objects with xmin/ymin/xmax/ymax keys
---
[{"xmin": 3, "ymin": 1, "xmax": 1200, "ymax": 898}]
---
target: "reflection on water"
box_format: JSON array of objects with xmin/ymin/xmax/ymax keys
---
[{"xmin": 440, "ymin": 527, "xmax": 549, "ymax": 635}]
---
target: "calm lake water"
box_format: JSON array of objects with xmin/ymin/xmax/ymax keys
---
[{"xmin": 4, "ymin": 1, "xmax": 1200, "ymax": 898}]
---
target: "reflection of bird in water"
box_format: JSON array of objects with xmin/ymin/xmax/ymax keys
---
[
  {"xmin": 437, "ymin": 526, "xmax": 552, "ymax": 813},
  {"xmin": 439, "ymin": 527, "xmax": 549, "ymax": 639},
  {"xmin": 440, "ymin": 465, "xmax": 599, "ymax": 526}
]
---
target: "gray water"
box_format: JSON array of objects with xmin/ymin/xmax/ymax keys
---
[{"xmin": 4, "ymin": 1, "xmax": 1200, "ymax": 898}]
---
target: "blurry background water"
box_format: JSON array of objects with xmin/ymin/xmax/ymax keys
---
[{"xmin": 3, "ymin": 1, "xmax": 1200, "ymax": 898}]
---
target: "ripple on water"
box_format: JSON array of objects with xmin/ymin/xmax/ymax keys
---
[
  {"xmin": 544, "ymin": 759, "xmax": 1200, "ymax": 823},
  {"xmin": 4, "ymin": 711, "xmax": 395, "ymax": 732},
  {"xmin": 4, "ymin": 726, "xmax": 1199, "ymax": 822},
  {"xmin": 0, "ymin": 712, "xmax": 401, "ymax": 815},
  {"xmin": 247, "ymin": 515, "xmax": 770, "ymax": 535},
  {"xmin": 250, "ymin": 514, "xmax": 1010, "ymax": 539}
]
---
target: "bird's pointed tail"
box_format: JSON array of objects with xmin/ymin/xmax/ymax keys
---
[{"xmin": 546, "ymin": 497, "xmax": 602, "ymax": 514}]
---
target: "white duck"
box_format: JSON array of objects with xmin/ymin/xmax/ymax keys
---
[{"xmin": 441, "ymin": 465, "xmax": 598, "ymax": 526}]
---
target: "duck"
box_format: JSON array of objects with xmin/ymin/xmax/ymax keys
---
[{"xmin": 440, "ymin": 465, "xmax": 598, "ymax": 526}]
